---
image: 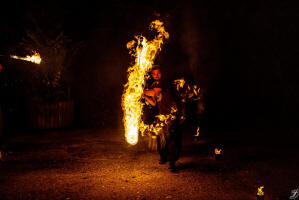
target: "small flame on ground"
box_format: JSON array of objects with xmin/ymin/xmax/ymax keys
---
[
  {"xmin": 215, "ymin": 148, "xmax": 222, "ymax": 154},
  {"xmin": 195, "ymin": 127, "xmax": 200, "ymax": 137},
  {"xmin": 257, "ymin": 186, "xmax": 264, "ymax": 196},
  {"xmin": 122, "ymin": 20, "xmax": 169, "ymax": 145},
  {"xmin": 10, "ymin": 51, "xmax": 41, "ymax": 64}
]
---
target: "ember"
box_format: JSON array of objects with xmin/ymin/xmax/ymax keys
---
[{"xmin": 121, "ymin": 20, "xmax": 169, "ymax": 145}]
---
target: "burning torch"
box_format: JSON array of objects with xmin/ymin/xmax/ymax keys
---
[{"xmin": 0, "ymin": 51, "xmax": 42, "ymax": 65}]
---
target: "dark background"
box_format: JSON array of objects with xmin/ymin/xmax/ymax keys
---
[{"xmin": 0, "ymin": 0, "xmax": 298, "ymax": 142}]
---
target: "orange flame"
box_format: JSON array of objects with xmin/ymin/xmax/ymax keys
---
[
  {"xmin": 215, "ymin": 148, "xmax": 222, "ymax": 154},
  {"xmin": 121, "ymin": 20, "xmax": 169, "ymax": 145},
  {"xmin": 10, "ymin": 51, "xmax": 41, "ymax": 64},
  {"xmin": 140, "ymin": 106, "xmax": 177, "ymax": 136},
  {"xmin": 174, "ymin": 78, "xmax": 185, "ymax": 91},
  {"xmin": 257, "ymin": 186, "xmax": 264, "ymax": 196}
]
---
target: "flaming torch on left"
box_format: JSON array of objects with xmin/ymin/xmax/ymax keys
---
[
  {"xmin": 10, "ymin": 51, "xmax": 42, "ymax": 64},
  {"xmin": 0, "ymin": 51, "xmax": 42, "ymax": 65}
]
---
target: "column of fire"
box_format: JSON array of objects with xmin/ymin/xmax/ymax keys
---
[{"xmin": 121, "ymin": 20, "xmax": 169, "ymax": 145}]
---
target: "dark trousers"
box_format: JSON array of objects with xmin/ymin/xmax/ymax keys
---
[
  {"xmin": 157, "ymin": 120, "xmax": 182, "ymax": 164},
  {"xmin": 0, "ymin": 106, "xmax": 3, "ymax": 149}
]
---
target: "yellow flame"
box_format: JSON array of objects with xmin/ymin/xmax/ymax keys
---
[
  {"xmin": 122, "ymin": 20, "xmax": 169, "ymax": 145},
  {"xmin": 173, "ymin": 78, "xmax": 201, "ymax": 100},
  {"xmin": 257, "ymin": 186, "xmax": 264, "ymax": 196},
  {"xmin": 174, "ymin": 78, "xmax": 185, "ymax": 91},
  {"xmin": 215, "ymin": 148, "xmax": 222, "ymax": 154},
  {"xmin": 140, "ymin": 106, "xmax": 177, "ymax": 136},
  {"xmin": 193, "ymin": 85, "xmax": 200, "ymax": 98},
  {"xmin": 195, "ymin": 127, "xmax": 200, "ymax": 137},
  {"xmin": 10, "ymin": 51, "xmax": 41, "ymax": 64}
]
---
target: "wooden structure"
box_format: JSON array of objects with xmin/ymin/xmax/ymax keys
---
[{"xmin": 28, "ymin": 99, "xmax": 74, "ymax": 129}]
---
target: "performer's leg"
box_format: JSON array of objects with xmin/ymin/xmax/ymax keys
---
[
  {"xmin": 168, "ymin": 122, "xmax": 183, "ymax": 171},
  {"xmin": 157, "ymin": 134, "xmax": 167, "ymax": 164}
]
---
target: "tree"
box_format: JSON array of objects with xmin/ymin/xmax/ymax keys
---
[{"xmin": 20, "ymin": 12, "xmax": 85, "ymax": 102}]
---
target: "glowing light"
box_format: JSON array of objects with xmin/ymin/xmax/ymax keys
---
[{"xmin": 122, "ymin": 20, "xmax": 169, "ymax": 145}]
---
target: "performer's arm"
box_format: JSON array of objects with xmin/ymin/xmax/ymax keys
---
[
  {"xmin": 142, "ymin": 93, "xmax": 156, "ymax": 106},
  {"xmin": 144, "ymin": 88, "xmax": 162, "ymax": 97}
]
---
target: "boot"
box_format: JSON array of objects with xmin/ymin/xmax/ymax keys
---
[
  {"xmin": 159, "ymin": 156, "xmax": 167, "ymax": 164},
  {"xmin": 168, "ymin": 161, "xmax": 176, "ymax": 172}
]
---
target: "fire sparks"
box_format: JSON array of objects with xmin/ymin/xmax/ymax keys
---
[
  {"xmin": 257, "ymin": 186, "xmax": 264, "ymax": 196},
  {"xmin": 10, "ymin": 51, "xmax": 41, "ymax": 64},
  {"xmin": 174, "ymin": 78, "xmax": 185, "ymax": 91},
  {"xmin": 215, "ymin": 148, "xmax": 222, "ymax": 155},
  {"xmin": 140, "ymin": 106, "xmax": 178, "ymax": 136},
  {"xmin": 173, "ymin": 78, "xmax": 201, "ymax": 101},
  {"xmin": 121, "ymin": 20, "xmax": 169, "ymax": 145}
]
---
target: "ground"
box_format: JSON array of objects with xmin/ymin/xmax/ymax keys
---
[{"xmin": 0, "ymin": 128, "xmax": 298, "ymax": 200}]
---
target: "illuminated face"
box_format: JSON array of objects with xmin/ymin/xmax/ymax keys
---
[{"xmin": 151, "ymin": 68, "xmax": 162, "ymax": 80}]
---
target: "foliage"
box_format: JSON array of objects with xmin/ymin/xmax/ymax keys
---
[{"xmin": 20, "ymin": 14, "xmax": 85, "ymax": 103}]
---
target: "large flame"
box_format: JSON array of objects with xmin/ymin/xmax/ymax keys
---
[
  {"xmin": 122, "ymin": 20, "xmax": 169, "ymax": 145},
  {"xmin": 10, "ymin": 51, "xmax": 41, "ymax": 64}
]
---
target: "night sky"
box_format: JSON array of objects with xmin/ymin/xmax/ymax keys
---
[{"xmin": 0, "ymin": 0, "xmax": 298, "ymax": 141}]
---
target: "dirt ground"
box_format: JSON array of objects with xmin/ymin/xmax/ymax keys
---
[{"xmin": 0, "ymin": 128, "xmax": 298, "ymax": 200}]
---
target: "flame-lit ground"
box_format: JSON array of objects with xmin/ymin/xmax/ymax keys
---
[{"xmin": 0, "ymin": 129, "xmax": 298, "ymax": 200}]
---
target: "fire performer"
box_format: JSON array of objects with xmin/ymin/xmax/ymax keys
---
[
  {"xmin": 141, "ymin": 66, "xmax": 159, "ymax": 124},
  {"xmin": 141, "ymin": 66, "xmax": 160, "ymax": 150},
  {"xmin": 142, "ymin": 65, "xmax": 183, "ymax": 172}
]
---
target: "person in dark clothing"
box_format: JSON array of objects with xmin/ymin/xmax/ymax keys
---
[
  {"xmin": 0, "ymin": 64, "xmax": 3, "ymax": 158},
  {"xmin": 141, "ymin": 68, "xmax": 160, "ymax": 151},
  {"xmin": 142, "ymin": 66, "xmax": 183, "ymax": 172},
  {"xmin": 141, "ymin": 73, "xmax": 159, "ymax": 125}
]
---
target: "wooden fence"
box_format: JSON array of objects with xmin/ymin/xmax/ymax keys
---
[{"xmin": 28, "ymin": 99, "xmax": 74, "ymax": 129}]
